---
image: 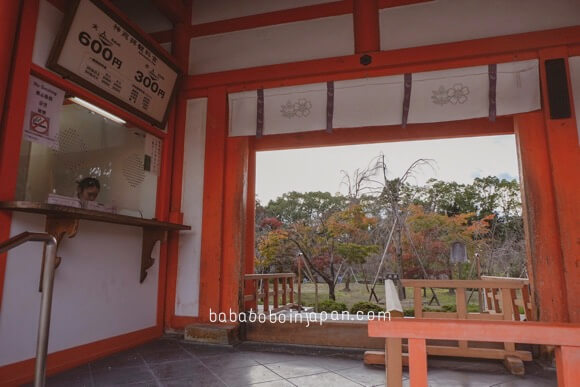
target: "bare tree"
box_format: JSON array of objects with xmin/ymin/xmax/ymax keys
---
[{"xmin": 361, "ymin": 154, "xmax": 435, "ymax": 299}]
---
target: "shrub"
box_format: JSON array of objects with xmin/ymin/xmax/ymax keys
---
[
  {"xmin": 316, "ymin": 299, "xmax": 348, "ymax": 313},
  {"xmin": 350, "ymin": 302, "xmax": 385, "ymax": 314}
]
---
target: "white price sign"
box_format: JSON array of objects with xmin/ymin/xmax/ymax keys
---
[{"xmin": 48, "ymin": 0, "xmax": 180, "ymax": 128}]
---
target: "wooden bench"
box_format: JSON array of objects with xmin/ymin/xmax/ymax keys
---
[
  {"xmin": 369, "ymin": 319, "xmax": 580, "ymax": 387},
  {"xmin": 364, "ymin": 279, "xmax": 533, "ymax": 374}
]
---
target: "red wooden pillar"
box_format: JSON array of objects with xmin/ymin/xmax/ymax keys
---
[
  {"xmin": 514, "ymin": 112, "xmax": 568, "ymax": 322},
  {"xmin": 220, "ymin": 136, "xmax": 250, "ymax": 314},
  {"xmin": 198, "ymin": 86, "xmax": 228, "ymax": 321},
  {"xmin": 538, "ymin": 49, "xmax": 580, "ymax": 323},
  {"xmin": 353, "ymin": 0, "xmax": 379, "ymax": 53},
  {"xmin": 0, "ymin": 0, "xmax": 39, "ymax": 309},
  {"xmin": 163, "ymin": 3, "xmax": 191, "ymax": 326},
  {"xmin": 244, "ymin": 138, "xmax": 257, "ymax": 311},
  {"xmin": 0, "ymin": 0, "xmax": 21, "ymax": 122}
]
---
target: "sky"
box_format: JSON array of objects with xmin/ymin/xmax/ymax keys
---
[{"xmin": 255, "ymin": 134, "xmax": 520, "ymax": 204}]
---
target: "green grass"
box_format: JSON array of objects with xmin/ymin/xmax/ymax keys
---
[{"xmin": 294, "ymin": 282, "xmax": 482, "ymax": 313}]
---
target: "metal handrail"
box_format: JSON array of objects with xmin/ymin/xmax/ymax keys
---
[{"xmin": 0, "ymin": 232, "xmax": 58, "ymax": 387}]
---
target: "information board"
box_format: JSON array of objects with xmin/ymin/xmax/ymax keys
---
[{"xmin": 47, "ymin": 0, "xmax": 180, "ymax": 128}]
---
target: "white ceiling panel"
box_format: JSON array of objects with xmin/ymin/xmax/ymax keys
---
[
  {"xmin": 189, "ymin": 15, "xmax": 354, "ymax": 75},
  {"xmin": 380, "ymin": 0, "xmax": 580, "ymax": 50}
]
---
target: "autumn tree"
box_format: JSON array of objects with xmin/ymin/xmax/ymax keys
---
[
  {"xmin": 258, "ymin": 192, "xmax": 377, "ymax": 300},
  {"xmin": 404, "ymin": 205, "xmax": 493, "ymax": 280}
]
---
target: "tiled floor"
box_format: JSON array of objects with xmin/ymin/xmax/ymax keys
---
[{"xmin": 33, "ymin": 337, "xmax": 557, "ymax": 386}]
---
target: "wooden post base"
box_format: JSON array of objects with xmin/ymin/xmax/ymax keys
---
[{"xmin": 504, "ymin": 356, "xmax": 525, "ymax": 376}]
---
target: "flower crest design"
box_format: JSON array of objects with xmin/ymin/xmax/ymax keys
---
[
  {"xmin": 447, "ymin": 83, "xmax": 470, "ymax": 104},
  {"xmin": 281, "ymin": 98, "xmax": 312, "ymax": 118},
  {"xmin": 431, "ymin": 83, "xmax": 470, "ymax": 106}
]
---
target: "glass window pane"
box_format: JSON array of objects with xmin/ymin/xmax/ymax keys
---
[{"xmin": 15, "ymin": 100, "xmax": 161, "ymax": 219}]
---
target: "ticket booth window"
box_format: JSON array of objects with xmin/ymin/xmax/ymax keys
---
[{"xmin": 15, "ymin": 97, "xmax": 161, "ymax": 219}]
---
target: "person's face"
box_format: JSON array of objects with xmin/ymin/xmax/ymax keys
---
[{"xmin": 80, "ymin": 186, "xmax": 99, "ymax": 201}]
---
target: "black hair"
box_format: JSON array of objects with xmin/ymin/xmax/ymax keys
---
[{"xmin": 77, "ymin": 177, "xmax": 100, "ymax": 191}]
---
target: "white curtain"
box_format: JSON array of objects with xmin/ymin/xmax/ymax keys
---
[{"xmin": 228, "ymin": 59, "xmax": 540, "ymax": 137}]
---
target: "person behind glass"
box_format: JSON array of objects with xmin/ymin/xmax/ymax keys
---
[{"xmin": 77, "ymin": 177, "xmax": 100, "ymax": 204}]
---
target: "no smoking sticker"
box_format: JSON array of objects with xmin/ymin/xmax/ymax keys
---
[{"xmin": 30, "ymin": 112, "xmax": 49, "ymax": 134}]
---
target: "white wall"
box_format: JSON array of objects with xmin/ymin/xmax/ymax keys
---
[
  {"xmin": 380, "ymin": 0, "xmax": 580, "ymax": 51},
  {"xmin": 0, "ymin": 212, "xmax": 159, "ymax": 366},
  {"xmin": 189, "ymin": 15, "xmax": 354, "ymax": 75},
  {"xmin": 175, "ymin": 98, "xmax": 207, "ymax": 317}
]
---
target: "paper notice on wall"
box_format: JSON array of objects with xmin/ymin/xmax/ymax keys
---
[
  {"xmin": 23, "ymin": 76, "xmax": 65, "ymax": 149},
  {"xmin": 144, "ymin": 133, "xmax": 162, "ymax": 176}
]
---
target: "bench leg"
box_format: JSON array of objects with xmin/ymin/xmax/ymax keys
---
[
  {"xmin": 386, "ymin": 338, "xmax": 402, "ymax": 387},
  {"xmin": 556, "ymin": 346, "xmax": 580, "ymax": 387},
  {"xmin": 409, "ymin": 338, "xmax": 428, "ymax": 387}
]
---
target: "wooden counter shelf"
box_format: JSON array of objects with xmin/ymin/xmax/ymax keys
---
[{"xmin": 0, "ymin": 201, "xmax": 191, "ymax": 284}]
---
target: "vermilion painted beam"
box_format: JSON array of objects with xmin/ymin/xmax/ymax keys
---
[
  {"xmin": 187, "ymin": 0, "xmax": 429, "ymax": 39},
  {"xmin": 197, "ymin": 87, "xmax": 228, "ymax": 321},
  {"xmin": 538, "ymin": 49, "xmax": 580, "ymax": 323},
  {"xmin": 353, "ymin": 0, "xmax": 380, "ymax": 53},
  {"xmin": 190, "ymin": 1, "xmax": 353, "ymax": 37},
  {"xmin": 368, "ymin": 319, "xmax": 580, "ymax": 346},
  {"xmin": 184, "ymin": 26, "xmax": 580, "ymax": 91},
  {"xmin": 255, "ymin": 117, "xmax": 514, "ymax": 152}
]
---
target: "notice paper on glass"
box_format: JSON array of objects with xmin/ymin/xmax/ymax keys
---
[{"xmin": 23, "ymin": 76, "xmax": 65, "ymax": 149}]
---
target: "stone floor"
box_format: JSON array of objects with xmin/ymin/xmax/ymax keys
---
[{"xmin": 31, "ymin": 337, "xmax": 557, "ymax": 387}]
